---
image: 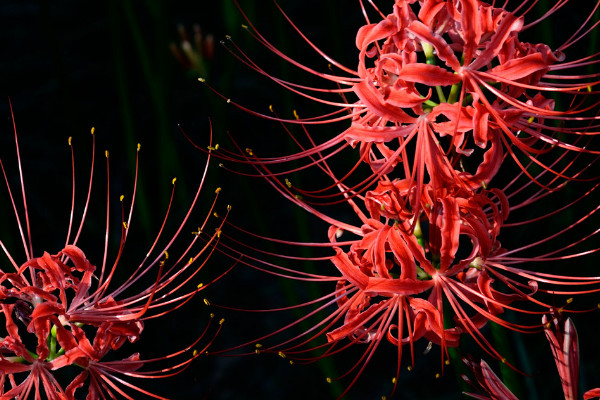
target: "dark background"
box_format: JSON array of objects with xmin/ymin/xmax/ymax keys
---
[{"xmin": 2, "ymin": 1, "xmax": 599, "ymax": 399}]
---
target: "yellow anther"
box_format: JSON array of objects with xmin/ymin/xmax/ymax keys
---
[
  {"xmin": 566, "ymin": 298, "xmax": 573, "ymax": 304},
  {"xmin": 245, "ymin": 148, "xmax": 253, "ymax": 156},
  {"xmin": 213, "ymin": 212, "xmax": 219, "ymax": 218},
  {"xmin": 255, "ymin": 349, "xmax": 260, "ymax": 354},
  {"xmin": 289, "ymin": 360, "xmax": 294, "ymax": 365},
  {"xmin": 326, "ymin": 377, "xmax": 332, "ymax": 384},
  {"xmin": 164, "ymin": 251, "xmax": 169, "ymax": 259},
  {"xmin": 392, "ymin": 377, "xmax": 397, "ymax": 384},
  {"xmin": 285, "ymin": 178, "xmax": 292, "ymax": 188},
  {"xmin": 382, "ymin": 396, "xmax": 387, "ymax": 400},
  {"xmin": 122, "ymin": 222, "xmax": 128, "ymax": 229},
  {"xmin": 407, "ymin": 366, "xmax": 413, "ymax": 371},
  {"xmin": 197, "ymin": 283, "xmax": 203, "ymax": 289},
  {"xmin": 278, "ymin": 351, "xmax": 286, "ymax": 358},
  {"xmin": 189, "ymin": 257, "xmax": 194, "ymax": 264},
  {"xmin": 545, "ymin": 322, "xmax": 551, "ymax": 328},
  {"xmin": 219, "ymin": 318, "xmax": 225, "ymax": 325},
  {"xmin": 172, "ymin": 177, "xmax": 176, "ymax": 185},
  {"xmin": 227, "ymin": 204, "xmax": 232, "ymax": 211},
  {"xmin": 159, "ymin": 261, "xmax": 165, "ymax": 267},
  {"xmin": 226, "ymin": 98, "xmax": 231, "ymax": 104},
  {"xmin": 120, "ymin": 195, "xmax": 124, "ymax": 201},
  {"xmin": 68, "ymin": 137, "xmax": 72, "ymax": 146},
  {"xmin": 293, "ymin": 109, "xmax": 299, "ymax": 120},
  {"xmin": 204, "ymin": 298, "xmax": 211, "ymax": 306},
  {"xmin": 481, "ymin": 180, "xmax": 488, "ymax": 190},
  {"xmin": 91, "ymin": 127, "xmax": 95, "ymax": 135},
  {"xmin": 105, "ymin": 150, "xmax": 109, "ymax": 158},
  {"xmin": 225, "ymin": 35, "xmax": 231, "ymax": 40},
  {"xmin": 255, "ymin": 344, "xmax": 263, "ymax": 348},
  {"xmin": 198, "ymin": 77, "xmax": 206, "ymax": 83},
  {"xmin": 210, "ymin": 312, "xmax": 214, "ymax": 318},
  {"xmin": 269, "ymin": 104, "xmax": 274, "ymax": 112},
  {"xmin": 241, "ymin": 24, "xmax": 248, "ymax": 29},
  {"xmin": 216, "ymin": 229, "xmax": 222, "ymax": 238},
  {"xmin": 193, "ymin": 349, "xmax": 198, "ymax": 356},
  {"xmin": 137, "ymin": 143, "xmax": 141, "ymax": 151},
  {"xmin": 435, "ymin": 373, "xmax": 440, "ymax": 379},
  {"xmin": 215, "ymin": 187, "xmax": 222, "ymax": 193},
  {"xmin": 218, "ymin": 163, "xmax": 224, "ymax": 168},
  {"xmin": 501, "ymin": 358, "xmax": 506, "ymax": 364},
  {"xmin": 445, "ymin": 360, "xmax": 450, "ymax": 365}
]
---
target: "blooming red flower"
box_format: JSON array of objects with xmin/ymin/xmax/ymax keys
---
[
  {"xmin": 203, "ymin": 0, "xmax": 600, "ymax": 212},
  {"xmin": 0, "ymin": 106, "xmax": 228, "ymax": 399}
]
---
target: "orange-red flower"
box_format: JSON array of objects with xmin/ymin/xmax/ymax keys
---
[
  {"xmin": 0, "ymin": 106, "xmax": 228, "ymax": 399},
  {"xmin": 205, "ymin": 0, "xmax": 600, "ymax": 212}
]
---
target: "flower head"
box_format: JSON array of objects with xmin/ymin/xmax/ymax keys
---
[
  {"xmin": 0, "ymin": 105, "xmax": 228, "ymax": 399},
  {"xmin": 203, "ymin": 0, "xmax": 600, "ymax": 214}
]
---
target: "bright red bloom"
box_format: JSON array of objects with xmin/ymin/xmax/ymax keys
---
[
  {"xmin": 0, "ymin": 106, "xmax": 228, "ymax": 399},
  {"xmin": 204, "ymin": 0, "xmax": 600, "ymax": 212}
]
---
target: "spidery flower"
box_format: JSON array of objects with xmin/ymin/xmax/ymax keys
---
[{"xmin": 0, "ymin": 104, "xmax": 230, "ymax": 399}]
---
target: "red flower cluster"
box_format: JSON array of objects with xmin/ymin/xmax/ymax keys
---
[
  {"xmin": 0, "ymin": 107, "xmax": 228, "ymax": 399},
  {"xmin": 203, "ymin": 0, "xmax": 600, "ymax": 397}
]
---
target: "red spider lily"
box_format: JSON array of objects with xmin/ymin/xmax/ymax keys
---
[
  {"xmin": 204, "ymin": 147, "xmax": 600, "ymax": 398},
  {"xmin": 0, "ymin": 105, "xmax": 229, "ymax": 399},
  {"xmin": 200, "ymin": 0, "xmax": 600, "ymax": 212}
]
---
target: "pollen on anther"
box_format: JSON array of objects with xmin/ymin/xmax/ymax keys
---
[
  {"xmin": 567, "ymin": 298, "xmax": 574, "ymax": 304},
  {"xmin": 105, "ymin": 150, "xmax": 109, "ymax": 158},
  {"xmin": 68, "ymin": 137, "xmax": 72, "ymax": 146},
  {"xmin": 245, "ymin": 148, "xmax": 253, "ymax": 156},
  {"xmin": 293, "ymin": 110, "xmax": 299, "ymax": 120},
  {"xmin": 269, "ymin": 105, "xmax": 274, "ymax": 112},
  {"xmin": 193, "ymin": 349, "xmax": 199, "ymax": 356},
  {"xmin": 285, "ymin": 179, "xmax": 292, "ymax": 188},
  {"xmin": 226, "ymin": 99, "xmax": 231, "ymax": 104},
  {"xmin": 227, "ymin": 204, "xmax": 232, "ymax": 211},
  {"xmin": 278, "ymin": 351, "xmax": 286, "ymax": 358},
  {"xmin": 326, "ymin": 377, "xmax": 332, "ymax": 384},
  {"xmin": 204, "ymin": 298, "xmax": 211, "ymax": 306},
  {"xmin": 445, "ymin": 360, "xmax": 450, "ymax": 366},
  {"xmin": 219, "ymin": 318, "xmax": 225, "ymax": 325},
  {"xmin": 215, "ymin": 187, "xmax": 222, "ymax": 194},
  {"xmin": 197, "ymin": 283, "xmax": 203, "ymax": 289},
  {"xmin": 137, "ymin": 143, "xmax": 141, "ymax": 151},
  {"xmin": 122, "ymin": 222, "xmax": 128, "ymax": 229},
  {"xmin": 241, "ymin": 24, "xmax": 248, "ymax": 29},
  {"xmin": 172, "ymin": 177, "xmax": 177, "ymax": 185},
  {"xmin": 189, "ymin": 257, "xmax": 194, "ymax": 264},
  {"xmin": 392, "ymin": 377, "xmax": 397, "ymax": 384},
  {"xmin": 435, "ymin": 373, "xmax": 440, "ymax": 379},
  {"xmin": 198, "ymin": 77, "xmax": 206, "ymax": 83},
  {"xmin": 407, "ymin": 366, "xmax": 413, "ymax": 371},
  {"xmin": 210, "ymin": 313, "xmax": 215, "ymax": 318},
  {"xmin": 91, "ymin": 127, "xmax": 95, "ymax": 135},
  {"xmin": 120, "ymin": 195, "xmax": 124, "ymax": 202}
]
